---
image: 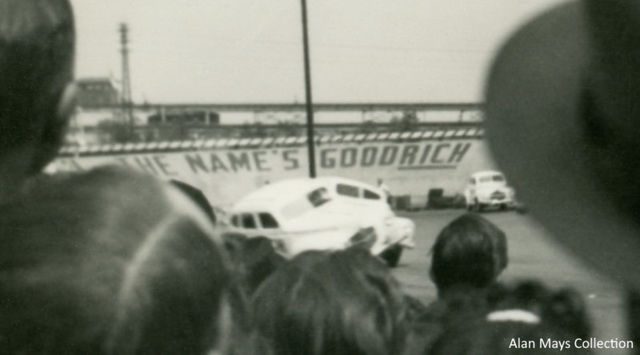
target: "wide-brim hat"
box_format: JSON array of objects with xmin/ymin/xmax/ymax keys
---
[{"xmin": 485, "ymin": 1, "xmax": 640, "ymax": 290}]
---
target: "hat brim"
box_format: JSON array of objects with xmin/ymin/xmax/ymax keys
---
[{"xmin": 485, "ymin": 2, "xmax": 640, "ymax": 289}]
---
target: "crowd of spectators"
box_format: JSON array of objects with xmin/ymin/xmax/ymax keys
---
[{"xmin": 1, "ymin": 0, "xmax": 639, "ymax": 354}]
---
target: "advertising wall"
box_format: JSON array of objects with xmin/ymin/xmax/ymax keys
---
[{"xmin": 53, "ymin": 139, "xmax": 497, "ymax": 207}]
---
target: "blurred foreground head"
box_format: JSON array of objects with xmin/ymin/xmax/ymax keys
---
[
  {"xmin": 429, "ymin": 319, "xmax": 589, "ymax": 355},
  {"xmin": 0, "ymin": 167, "xmax": 235, "ymax": 354},
  {"xmin": 0, "ymin": 0, "xmax": 77, "ymax": 187},
  {"xmin": 251, "ymin": 248, "xmax": 409, "ymax": 355},
  {"xmin": 485, "ymin": 0, "xmax": 640, "ymax": 290},
  {"xmin": 487, "ymin": 280, "xmax": 592, "ymax": 340},
  {"xmin": 429, "ymin": 280, "xmax": 592, "ymax": 355},
  {"xmin": 430, "ymin": 213, "xmax": 508, "ymax": 296}
]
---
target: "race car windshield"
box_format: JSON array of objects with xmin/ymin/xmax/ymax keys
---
[
  {"xmin": 280, "ymin": 187, "xmax": 331, "ymax": 220},
  {"xmin": 492, "ymin": 175, "xmax": 505, "ymax": 182},
  {"xmin": 307, "ymin": 187, "xmax": 331, "ymax": 207}
]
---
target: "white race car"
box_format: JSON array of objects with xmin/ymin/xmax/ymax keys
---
[
  {"xmin": 226, "ymin": 177, "xmax": 415, "ymax": 267},
  {"xmin": 464, "ymin": 170, "xmax": 516, "ymax": 212}
]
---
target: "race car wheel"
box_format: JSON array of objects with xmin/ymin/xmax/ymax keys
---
[{"xmin": 380, "ymin": 244, "xmax": 403, "ymax": 267}]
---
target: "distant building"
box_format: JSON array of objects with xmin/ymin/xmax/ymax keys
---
[
  {"xmin": 148, "ymin": 109, "xmax": 220, "ymax": 125},
  {"xmin": 76, "ymin": 78, "xmax": 119, "ymax": 107},
  {"xmin": 66, "ymin": 101, "xmax": 483, "ymax": 145}
]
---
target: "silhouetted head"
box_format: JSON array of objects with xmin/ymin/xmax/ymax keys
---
[
  {"xmin": 487, "ymin": 280, "xmax": 591, "ymax": 340},
  {"xmin": 430, "ymin": 213, "xmax": 507, "ymax": 295},
  {"xmin": 0, "ymin": 167, "xmax": 237, "ymax": 354},
  {"xmin": 251, "ymin": 248, "xmax": 409, "ymax": 355},
  {"xmin": 429, "ymin": 317, "xmax": 589, "ymax": 355},
  {"xmin": 429, "ymin": 280, "xmax": 592, "ymax": 355},
  {"xmin": 240, "ymin": 236, "xmax": 285, "ymax": 295},
  {"xmin": 0, "ymin": 0, "xmax": 77, "ymax": 174}
]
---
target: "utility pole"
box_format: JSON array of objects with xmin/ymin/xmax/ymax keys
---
[
  {"xmin": 119, "ymin": 23, "xmax": 134, "ymax": 140},
  {"xmin": 300, "ymin": 0, "xmax": 316, "ymax": 178}
]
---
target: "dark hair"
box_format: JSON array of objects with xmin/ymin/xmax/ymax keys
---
[
  {"xmin": 487, "ymin": 280, "xmax": 591, "ymax": 339},
  {"xmin": 407, "ymin": 290, "xmax": 490, "ymax": 355},
  {"xmin": 241, "ymin": 236, "xmax": 286, "ymax": 295},
  {"xmin": 487, "ymin": 280, "xmax": 551, "ymax": 315},
  {"xmin": 0, "ymin": 167, "xmax": 236, "ymax": 354},
  {"xmin": 251, "ymin": 248, "xmax": 409, "ymax": 355},
  {"xmin": 0, "ymin": 0, "xmax": 75, "ymax": 157},
  {"xmin": 222, "ymin": 232, "xmax": 249, "ymax": 262},
  {"xmin": 430, "ymin": 213, "xmax": 508, "ymax": 292},
  {"xmin": 221, "ymin": 233, "xmax": 285, "ymax": 296},
  {"xmin": 170, "ymin": 179, "xmax": 216, "ymax": 223}
]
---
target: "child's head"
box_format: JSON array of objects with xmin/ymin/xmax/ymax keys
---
[{"xmin": 430, "ymin": 213, "xmax": 508, "ymax": 294}]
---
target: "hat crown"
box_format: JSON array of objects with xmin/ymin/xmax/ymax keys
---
[
  {"xmin": 485, "ymin": 1, "xmax": 640, "ymax": 290},
  {"xmin": 584, "ymin": 0, "xmax": 640, "ymax": 136}
]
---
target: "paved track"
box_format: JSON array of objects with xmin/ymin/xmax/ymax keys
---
[{"xmin": 392, "ymin": 209, "xmax": 628, "ymax": 355}]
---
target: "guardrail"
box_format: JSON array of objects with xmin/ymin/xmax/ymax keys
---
[{"xmin": 60, "ymin": 127, "xmax": 484, "ymax": 157}]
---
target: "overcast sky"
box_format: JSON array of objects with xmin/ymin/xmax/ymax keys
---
[{"xmin": 70, "ymin": 0, "xmax": 565, "ymax": 104}]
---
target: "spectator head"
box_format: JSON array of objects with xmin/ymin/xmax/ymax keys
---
[
  {"xmin": 0, "ymin": 0, "xmax": 77, "ymax": 177},
  {"xmin": 240, "ymin": 236, "xmax": 285, "ymax": 295},
  {"xmin": 0, "ymin": 167, "xmax": 238, "ymax": 354},
  {"xmin": 487, "ymin": 280, "xmax": 591, "ymax": 340},
  {"xmin": 429, "ymin": 279, "xmax": 592, "ymax": 355},
  {"xmin": 251, "ymin": 248, "xmax": 409, "ymax": 355},
  {"xmin": 429, "ymin": 281, "xmax": 592, "ymax": 355},
  {"xmin": 543, "ymin": 288, "xmax": 591, "ymax": 340},
  {"xmin": 405, "ymin": 289, "xmax": 491, "ymax": 355},
  {"xmin": 430, "ymin": 213, "xmax": 508, "ymax": 295},
  {"xmin": 220, "ymin": 233, "xmax": 285, "ymax": 295},
  {"xmin": 222, "ymin": 232, "xmax": 249, "ymax": 263},
  {"xmin": 429, "ymin": 317, "xmax": 589, "ymax": 355}
]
